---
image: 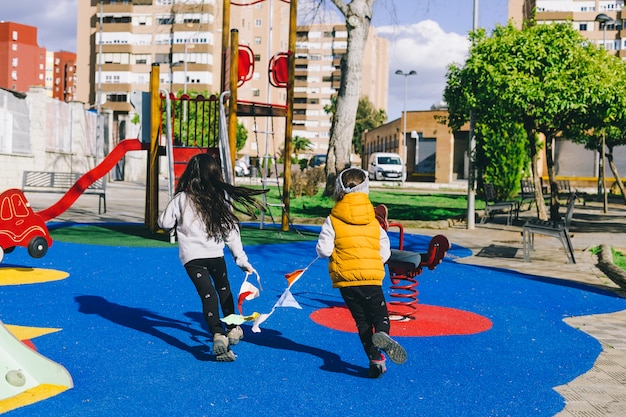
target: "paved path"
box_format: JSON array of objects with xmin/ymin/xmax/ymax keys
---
[{"xmin": 24, "ymin": 179, "xmax": 626, "ymax": 417}]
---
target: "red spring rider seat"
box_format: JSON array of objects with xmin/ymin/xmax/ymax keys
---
[{"xmin": 374, "ymin": 205, "xmax": 450, "ymax": 321}]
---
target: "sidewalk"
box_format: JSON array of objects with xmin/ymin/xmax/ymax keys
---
[{"xmin": 24, "ymin": 179, "xmax": 626, "ymax": 416}]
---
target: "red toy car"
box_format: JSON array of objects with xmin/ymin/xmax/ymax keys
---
[{"xmin": 0, "ymin": 189, "xmax": 52, "ymax": 263}]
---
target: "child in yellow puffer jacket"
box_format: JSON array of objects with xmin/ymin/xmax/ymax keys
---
[{"xmin": 316, "ymin": 167, "xmax": 407, "ymax": 378}]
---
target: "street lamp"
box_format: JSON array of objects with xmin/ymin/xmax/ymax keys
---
[
  {"xmin": 595, "ymin": 13, "xmax": 614, "ymax": 213},
  {"xmin": 595, "ymin": 13, "xmax": 614, "ymax": 50},
  {"xmin": 395, "ymin": 69, "xmax": 417, "ymax": 181}
]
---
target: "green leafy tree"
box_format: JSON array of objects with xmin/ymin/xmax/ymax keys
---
[
  {"xmin": 445, "ymin": 22, "xmax": 610, "ymax": 220},
  {"xmin": 236, "ymin": 121, "xmax": 248, "ymax": 152},
  {"xmin": 292, "ymin": 135, "xmax": 313, "ymax": 157},
  {"xmin": 565, "ymin": 54, "xmax": 626, "ymax": 204},
  {"xmin": 171, "ymin": 91, "xmax": 220, "ymax": 148},
  {"xmin": 324, "ymin": 95, "xmax": 386, "ymax": 155}
]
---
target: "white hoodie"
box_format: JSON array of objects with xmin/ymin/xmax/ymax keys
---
[{"xmin": 158, "ymin": 192, "xmax": 252, "ymax": 270}]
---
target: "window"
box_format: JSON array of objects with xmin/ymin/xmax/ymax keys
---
[
  {"xmin": 12, "ymin": 31, "xmax": 17, "ymax": 41},
  {"xmin": 158, "ymin": 16, "xmax": 174, "ymax": 25},
  {"xmin": 254, "ymin": 36, "xmax": 262, "ymax": 45},
  {"xmin": 134, "ymin": 54, "xmax": 149, "ymax": 64},
  {"xmin": 155, "ymin": 54, "xmax": 171, "ymax": 64},
  {"xmin": 579, "ymin": 23, "xmax": 588, "ymax": 31},
  {"xmin": 12, "ymin": 44, "xmax": 17, "ymax": 51},
  {"xmin": 252, "ymin": 89, "xmax": 260, "ymax": 97},
  {"xmin": 11, "ymin": 71, "xmax": 17, "ymax": 81},
  {"xmin": 254, "ymin": 54, "xmax": 261, "ymax": 62},
  {"xmin": 12, "ymin": 58, "xmax": 18, "ymax": 67},
  {"xmin": 106, "ymin": 93, "xmax": 127, "ymax": 102},
  {"xmin": 255, "ymin": 19, "xmax": 262, "ymax": 27}
]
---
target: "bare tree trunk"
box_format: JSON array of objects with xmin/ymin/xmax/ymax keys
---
[
  {"xmin": 607, "ymin": 145, "xmax": 626, "ymax": 204},
  {"xmin": 324, "ymin": 0, "xmax": 374, "ymax": 196},
  {"xmin": 526, "ymin": 124, "xmax": 548, "ymax": 221},
  {"xmin": 544, "ymin": 135, "xmax": 560, "ymax": 221}
]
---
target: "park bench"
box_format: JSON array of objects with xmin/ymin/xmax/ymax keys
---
[
  {"xmin": 480, "ymin": 183, "xmax": 519, "ymax": 226},
  {"xmin": 521, "ymin": 193, "xmax": 576, "ymax": 264},
  {"xmin": 555, "ymin": 179, "xmax": 587, "ymax": 205},
  {"xmin": 519, "ymin": 179, "xmax": 548, "ymax": 212},
  {"xmin": 22, "ymin": 171, "xmax": 107, "ymax": 214}
]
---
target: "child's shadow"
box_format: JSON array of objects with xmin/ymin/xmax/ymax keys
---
[
  {"xmin": 185, "ymin": 312, "xmax": 369, "ymax": 378},
  {"xmin": 75, "ymin": 295, "xmax": 213, "ymax": 361}
]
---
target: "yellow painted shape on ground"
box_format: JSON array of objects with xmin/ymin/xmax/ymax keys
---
[
  {"xmin": 0, "ymin": 384, "xmax": 70, "ymax": 414},
  {"xmin": 4, "ymin": 324, "xmax": 61, "ymax": 341},
  {"xmin": 0, "ymin": 268, "xmax": 69, "ymax": 286}
]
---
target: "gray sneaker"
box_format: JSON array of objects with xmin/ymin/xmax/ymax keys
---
[
  {"xmin": 227, "ymin": 326, "xmax": 244, "ymax": 345},
  {"xmin": 216, "ymin": 350, "xmax": 236, "ymax": 362},
  {"xmin": 372, "ymin": 332, "xmax": 407, "ymax": 365},
  {"xmin": 213, "ymin": 333, "xmax": 229, "ymax": 356}
]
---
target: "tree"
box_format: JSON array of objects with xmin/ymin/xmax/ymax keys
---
[
  {"xmin": 236, "ymin": 122, "xmax": 248, "ymax": 152},
  {"xmin": 445, "ymin": 22, "xmax": 611, "ymax": 220},
  {"xmin": 324, "ymin": 95, "xmax": 387, "ymax": 155},
  {"xmin": 565, "ymin": 54, "xmax": 626, "ymax": 205},
  {"xmin": 322, "ymin": 0, "xmax": 376, "ymax": 196},
  {"xmin": 292, "ymin": 135, "xmax": 313, "ymax": 156}
]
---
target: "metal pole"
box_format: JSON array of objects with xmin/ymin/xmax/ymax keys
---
[
  {"xmin": 96, "ymin": 0, "xmax": 104, "ymax": 164},
  {"xmin": 602, "ymin": 25, "xmax": 607, "ymax": 213},
  {"xmin": 402, "ymin": 75, "xmax": 408, "ymax": 180},
  {"xmin": 395, "ymin": 70, "xmax": 416, "ymax": 181},
  {"xmin": 595, "ymin": 13, "xmax": 613, "ymax": 213},
  {"xmin": 467, "ymin": 0, "xmax": 479, "ymax": 229}
]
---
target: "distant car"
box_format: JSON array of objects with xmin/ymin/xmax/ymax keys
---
[
  {"xmin": 235, "ymin": 159, "xmax": 251, "ymax": 177},
  {"xmin": 308, "ymin": 154, "xmax": 327, "ymax": 168},
  {"xmin": 0, "ymin": 189, "xmax": 52, "ymax": 263},
  {"xmin": 368, "ymin": 152, "xmax": 406, "ymax": 182}
]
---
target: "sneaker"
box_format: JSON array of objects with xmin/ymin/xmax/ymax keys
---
[
  {"xmin": 216, "ymin": 350, "xmax": 236, "ymax": 362},
  {"xmin": 372, "ymin": 331, "xmax": 407, "ymax": 365},
  {"xmin": 213, "ymin": 333, "xmax": 229, "ymax": 356},
  {"xmin": 368, "ymin": 354, "xmax": 387, "ymax": 378},
  {"xmin": 227, "ymin": 326, "xmax": 244, "ymax": 345}
]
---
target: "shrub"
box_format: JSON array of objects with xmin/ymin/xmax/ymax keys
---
[{"xmin": 291, "ymin": 167, "xmax": 325, "ymax": 198}]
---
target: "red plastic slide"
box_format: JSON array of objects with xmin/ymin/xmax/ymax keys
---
[{"xmin": 36, "ymin": 139, "xmax": 146, "ymax": 221}]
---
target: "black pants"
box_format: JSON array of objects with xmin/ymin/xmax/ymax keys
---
[
  {"xmin": 184, "ymin": 257, "xmax": 235, "ymax": 337},
  {"xmin": 340, "ymin": 285, "xmax": 390, "ymax": 361}
]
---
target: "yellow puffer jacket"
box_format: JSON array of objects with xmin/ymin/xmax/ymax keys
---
[{"xmin": 328, "ymin": 193, "xmax": 385, "ymax": 288}]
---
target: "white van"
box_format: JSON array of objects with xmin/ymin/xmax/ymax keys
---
[{"xmin": 367, "ymin": 152, "xmax": 406, "ymax": 181}]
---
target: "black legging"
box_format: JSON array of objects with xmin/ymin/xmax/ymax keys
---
[
  {"xmin": 184, "ymin": 257, "xmax": 235, "ymax": 337},
  {"xmin": 339, "ymin": 285, "xmax": 391, "ymax": 361}
]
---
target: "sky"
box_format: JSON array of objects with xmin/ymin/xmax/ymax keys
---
[{"xmin": 1, "ymin": 0, "xmax": 509, "ymax": 122}]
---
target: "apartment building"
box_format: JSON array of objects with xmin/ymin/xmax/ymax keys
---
[
  {"xmin": 293, "ymin": 23, "xmax": 388, "ymax": 158},
  {"xmin": 535, "ymin": 0, "xmax": 623, "ymax": 54},
  {"xmin": 75, "ymin": 1, "xmax": 388, "ymax": 163},
  {"xmin": 0, "ymin": 22, "xmax": 46, "ymax": 93},
  {"xmin": 76, "ymin": 0, "xmax": 221, "ymax": 120},
  {"xmin": 52, "ymin": 51, "xmax": 77, "ymax": 102}
]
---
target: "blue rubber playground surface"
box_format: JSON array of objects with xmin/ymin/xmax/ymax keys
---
[{"xmin": 2, "ymin": 225, "xmax": 626, "ymax": 416}]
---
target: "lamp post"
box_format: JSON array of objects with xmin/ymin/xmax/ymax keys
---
[
  {"xmin": 170, "ymin": 61, "xmax": 183, "ymax": 93},
  {"xmin": 395, "ymin": 69, "xmax": 417, "ymax": 182},
  {"xmin": 595, "ymin": 13, "xmax": 613, "ymax": 213}
]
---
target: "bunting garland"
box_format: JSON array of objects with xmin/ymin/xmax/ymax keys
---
[{"xmin": 221, "ymin": 257, "xmax": 320, "ymax": 332}]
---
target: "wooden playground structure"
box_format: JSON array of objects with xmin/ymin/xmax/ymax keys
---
[{"xmin": 143, "ymin": 0, "xmax": 297, "ymax": 233}]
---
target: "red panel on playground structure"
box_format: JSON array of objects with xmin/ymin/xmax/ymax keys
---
[
  {"xmin": 172, "ymin": 147, "xmax": 220, "ymax": 188},
  {"xmin": 238, "ymin": 45, "xmax": 255, "ymax": 87},
  {"xmin": 269, "ymin": 52, "xmax": 289, "ymax": 88}
]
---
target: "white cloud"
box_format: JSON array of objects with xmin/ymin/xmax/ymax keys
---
[
  {"xmin": 376, "ymin": 20, "xmax": 470, "ymax": 121},
  {"xmin": 3, "ymin": 0, "xmax": 77, "ymax": 52}
]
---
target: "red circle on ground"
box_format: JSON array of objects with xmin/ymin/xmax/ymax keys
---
[{"xmin": 310, "ymin": 304, "xmax": 493, "ymax": 337}]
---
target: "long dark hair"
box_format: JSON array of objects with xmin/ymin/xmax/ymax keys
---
[{"xmin": 175, "ymin": 153, "xmax": 265, "ymax": 239}]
